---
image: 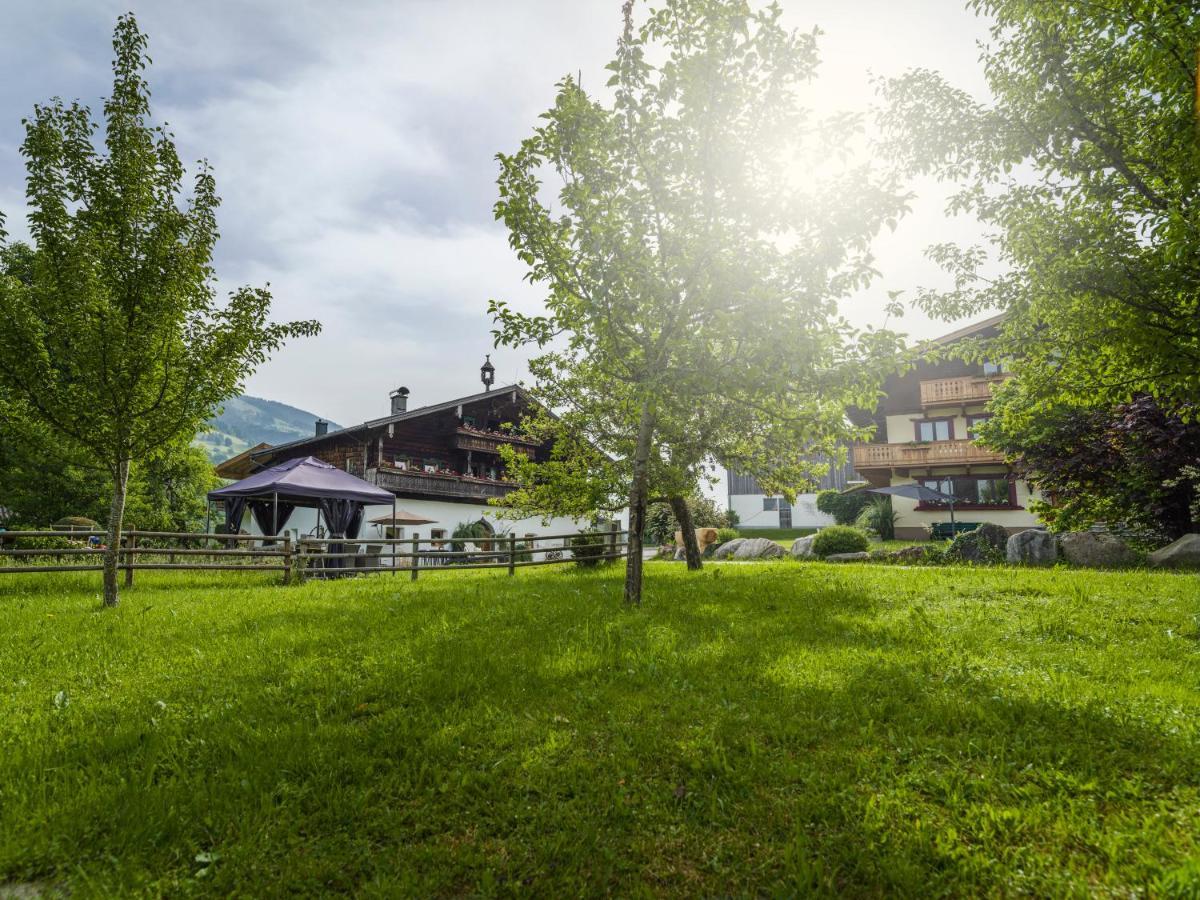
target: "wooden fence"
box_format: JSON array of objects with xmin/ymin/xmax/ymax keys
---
[{"xmin": 0, "ymin": 527, "xmax": 628, "ymax": 585}]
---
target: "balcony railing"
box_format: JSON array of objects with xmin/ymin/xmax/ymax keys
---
[
  {"xmin": 453, "ymin": 428, "xmax": 537, "ymax": 457},
  {"xmin": 853, "ymin": 439, "xmax": 1005, "ymax": 470},
  {"xmin": 919, "ymin": 374, "xmax": 1010, "ymax": 408},
  {"xmin": 367, "ymin": 466, "xmax": 515, "ymax": 501}
]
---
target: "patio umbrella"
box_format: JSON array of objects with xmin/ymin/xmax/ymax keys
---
[
  {"xmin": 369, "ymin": 510, "xmax": 437, "ymax": 526},
  {"xmin": 854, "ymin": 483, "xmax": 962, "ymax": 529}
]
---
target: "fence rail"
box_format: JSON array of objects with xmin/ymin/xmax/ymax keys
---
[{"xmin": 0, "ymin": 527, "xmax": 628, "ymax": 584}]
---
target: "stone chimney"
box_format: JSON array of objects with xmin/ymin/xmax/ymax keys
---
[
  {"xmin": 314, "ymin": 419, "xmax": 328, "ymax": 436},
  {"xmin": 390, "ymin": 386, "xmax": 410, "ymax": 415}
]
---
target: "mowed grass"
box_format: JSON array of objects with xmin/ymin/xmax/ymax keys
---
[{"xmin": 2, "ymin": 562, "xmax": 1199, "ymax": 897}]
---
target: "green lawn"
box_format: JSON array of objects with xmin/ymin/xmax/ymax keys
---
[{"xmin": 2, "ymin": 562, "xmax": 1199, "ymax": 896}]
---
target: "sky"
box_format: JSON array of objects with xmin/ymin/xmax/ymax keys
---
[{"xmin": 0, "ymin": 0, "xmax": 994, "ymax": 435}]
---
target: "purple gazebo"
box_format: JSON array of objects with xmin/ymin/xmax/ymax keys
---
[{"xmin": 207, "ymin": 456, "xmax": 394, "ymax": 538}]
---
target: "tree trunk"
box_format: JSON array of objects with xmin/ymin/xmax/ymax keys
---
[
  {"xmin": 102, "ymin": 458, "xmax": 131, "ymax": 609},
  {"xmin": 623, "ymin": 404, "xmax": 656, "ymax": 606},
  {"xmin": 669, "ymin": 495, "xmax": 702, "ymax": 570}
]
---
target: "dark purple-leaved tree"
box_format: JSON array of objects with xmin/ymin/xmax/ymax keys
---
[{"xmin": 980, "ymin": 392, "xmax": 1200, "ymax": 542}]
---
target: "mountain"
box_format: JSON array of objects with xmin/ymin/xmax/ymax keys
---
[{"xmin": 197, "ymin": 396, "xmax": 340, "ymax": 463}]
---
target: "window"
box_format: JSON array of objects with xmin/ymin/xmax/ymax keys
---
[
  {"xmin": 918, "ymin": 476, "xmax": 1015, "ymax": 508},
  {"xmin": 915, "ymin": 418, "xmax": 953, "ymax": 442},
  {"xmin": 763, "ymin": 497, "xmax": 779, "ymax": 511},
  {"xmin": 778, "ymin": 503, "xmax": 792, "ymax": 528},
  {"xmin": 385, "ymin": 526, "xmax": 405, "ymax": 540},
  {"xmin": 983, "ymin": 360, "xmax": 1005, "ymax": 376},
  {"xmin": 966, "ymin": 414, "xmax": 993, "ymax": 440}
]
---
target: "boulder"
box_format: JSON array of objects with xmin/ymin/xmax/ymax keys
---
[
  {"xmin": 673, "ymin": 547, "xmax": 686, "ymax": 561},
  {"xmin": 1148, "ymin": 534, "xmax": 1200, "ymax": 569},
  {"xmin": 701, "ymin": 541, "xmax": 720, "ymax": 559},
  {"xmin": 712, "ymin": 539, "xmax": 745, "ymax": 560},
  {"xmin": 888, "ymin": 544, "xmax": 938, "ymax": 564},
  {"xmin": 1059, "ymin": 531, "xmax": 1138, "ymax": 568},
  {"xmin": 732, "ymin": 537, "xmax": 787, "ymax": 560},
  {"xmin": 1006, "ymin": 529, "xmax": 1058, "ymax": 566},
  {"xmin": 790, "ymin": 535, "xmax": 816, "ymax": 559},
  {"xmin": 825, "ymin": 551, "xmax": 870, "ymax": 562}
]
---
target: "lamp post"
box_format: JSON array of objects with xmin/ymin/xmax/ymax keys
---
[{"xmin": 480, "ymin": 354, "xmax": 495, "ymax": 392}]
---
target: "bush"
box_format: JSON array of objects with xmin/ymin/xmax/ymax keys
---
[
  {"xmin": 715, "ymin": 527, "xmax": 740, "ymax": 544},
  {"xmin": 450, "ymin": 521, "xmax": 491, "ymax": 553},
  {"xmin": 811, "ymin": 526, "xmax": 870, "ymax": 557},
  {"xmin": 943, "ymin": 522, "xmax": 1008, "ymax": 564},
  {"xmin": 816, "ymin": 490, "xmax": 870, "ymax": 526},
  {"xmin": 569, "ymin": 530, "xmax": 611, "ymax": 568},
  {"xmin": 855, "ymin": 497, "xmax": 899, "ymax": 541}
]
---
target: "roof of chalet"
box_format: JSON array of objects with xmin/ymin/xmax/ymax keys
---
[
  {"xmin": 213, "ymin": 442, "xmax": 273, "ymax": 480},
  {"xmin": 922, "ymin": 312, "xmax": 1006, "ymax": 348},
  {"xmin": 245, "ymin": 384, "xmax": 533, "ymax": 464}
]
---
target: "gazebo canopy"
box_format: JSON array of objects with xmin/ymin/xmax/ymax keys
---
[
  {"xmin": 208, "ymin": 456, "xmax": 392, "ymax": 505},
  {"xmin": 207, "ymin": 456, "xmax": 394, "ymax": 538}
]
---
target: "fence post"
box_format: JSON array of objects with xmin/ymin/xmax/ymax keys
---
[
  {"xmin": 410, "ymin": 537, "xmax": 419, "ymax": 581},
  {"xmin": 123, "ymin": 532, "xmax": 135, "ymax": 587},
  {"xmin": 608, "ymin": 520, "xmax": 619, "ymax": 559},
  {"xmin": 508, "ymin": 533, "xmax": 516, "ymax": 576},
  {"xmin": 282, "ymin": 533, "xmax": 293, "ymax": 585}
]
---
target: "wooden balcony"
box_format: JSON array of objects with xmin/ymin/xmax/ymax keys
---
[
  {"xmin": 453, "ymin": 428, "xmax": 537, "ymax": 457},
  {"xmin": 919, "ymin": 374, "xmax": 1010, "ymax": 408},
  {"xmin": 853, "ymin": 439, "xmax": 1005, "ymax": 471},
  {"xmin": 367, "ymin": 466, "xmax": 515, "ymax": 501}
]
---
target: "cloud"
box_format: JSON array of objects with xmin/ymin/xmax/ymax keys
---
[{"xmin": 0, "ymin": 0, "xmax": 994, "ymax": 434}]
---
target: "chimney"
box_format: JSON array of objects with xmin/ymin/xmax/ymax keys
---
[
  {"xmin": 314, "ymin": 419, "xmax": 328, "ymax": 437},
  {"xmin": 390, "ymin": 386, "xmax": 410, "ymax": 415}
]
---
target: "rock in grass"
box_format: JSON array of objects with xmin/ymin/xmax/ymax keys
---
[
  {"xmin": 712, "ymin": 539, "xmax": 745, "ymax": 560},
  {"xmin": 1007, "ymin": 529, "xmax": 1058, "ymax": 565},
  {"xmin": 1148, "ymin": 534, "xmax": 1200, "ymax": 569},
  {"xmin": 732, "ymin": 538, "xmax": 786, "ymax": 560},
  {"xmin": 825, "ymin": 551, "xmax": 870, "ymax": 562},
  {"xmin": 1059, "ymin": 531, "xmax": 1138, "ymax": 568},
  {"xmin": 790, "ymin": 535, "xmax": 816, "ymax": 559}
]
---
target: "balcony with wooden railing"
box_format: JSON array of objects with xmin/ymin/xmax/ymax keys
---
[
  {"xmin": 452, "ymin": 427, "xmax": 538, "ymax": 457},
  {"xmin": 853, "ymin": 439, "xmax": 1005, "ymax": 471},
  {"xmin": 919, "ymin": 374, "xmax": 1010, "ymax": 408},
  {"xmin": 367, "ymin": 466, "xmax": 515, "ymax": 501}
]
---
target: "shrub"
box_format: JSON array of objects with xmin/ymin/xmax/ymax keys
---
[
  {"xmin": 644, "ymin": 497, "xmax": 735, "ymax": 545},
  {"xmin": 854, "ymin": 496, "xmax": 899, "ymax": 541},
  {"xmin": 816, "ymin": 489, "xmax": 870, "ymax": 526},
  {"xmin": 811, "ymin": 526, "xmax": 870, "ymax": 557},
  {"xmin": 943, "ymin": 522, "xmax": 1008, "ymax": 564},
  {"xmin": 569, "ymin": 530, "xmax": 611, "ymax": 568},
  {"xmin": 715, "ymin": 527, "xmax": 740, "ymax": 544},
  {"xmin": 450, "ymin": 521, "xmax": 491, "ymax": 553}
]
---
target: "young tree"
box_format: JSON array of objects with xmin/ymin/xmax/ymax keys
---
[
  {"xmin": 878, "ymin": 1, "xmax": 1200, "ymax": 408},
  {"xmin": 0, "ymin": 16, "xmax": 319, "ymax": 606},
  {"xmin": 491, "ymin": 0, "xmax": 905, "ymax": 602}
]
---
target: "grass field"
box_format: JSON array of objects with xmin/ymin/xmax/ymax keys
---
[{"xmin": 2, "ymin": 562, "xmax": 1199, "ymax": 896}]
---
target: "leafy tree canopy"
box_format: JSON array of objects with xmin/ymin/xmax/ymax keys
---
[
  {"xmin": 879, "ymin": 1, "xmax": 1200, "ymax": 409},
  {"xmin": 491, "ymin": 0, "xmax": 907, "ymax": 602}
]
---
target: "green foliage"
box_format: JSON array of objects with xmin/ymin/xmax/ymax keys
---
[
  {"xmin": 878, "ymin": 1, "xmax": 1200, "ymax": 409},
  {"xmin": 489, "ymin": 0, "xmax": 906, "ymax": 601},
  {"xmin": 715, "ymin": 527, "xmax": 740, "ymax": 545},
  {"xmin": 450, "ymin": 521, "xmax": 491, "ymax": 554},
  {"xmin": 816, "ymin": 489, "xmax": 871, "ymax": 526},
  {"xmin": 811, "ymin": 525, "xmax": 870, "ymax": 557},
  {"xmin": 980, "ymin": 392, "xmax": 1200, "ymax": 542},
  {"xmin": 944, "ymin": 523, "xmax": 1008, "ymax": 565},
  {"xmin": 855, "ymin": 496, "xmax": 899, "ymax": 541},
  {"xmin": 568, "ymin": 529, "xmax": 611, "ymax": 568},
  {"xmin": 1, "ymin": 565, "xmax": 1195, "ymax": 895},
  {"xmin": 0, "ymin": 410, "xmax": 219, "ymax": 532},
  {"xmin": 0, "ymin": 16, "xmax": 318, "ymax": 605}
]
